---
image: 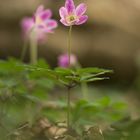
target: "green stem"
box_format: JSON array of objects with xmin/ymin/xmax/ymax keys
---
[
  {"xmin": 20, "ymin": 40, "xmax": 28, "ymax": 62},
  {"xmin": 67, "ymin": 87, "xmax": 71, "ymax": 131},
  {"xmin": 68, "ymin": 25, "xmax": 72, "ymax": 67},
  {"xmin": 30, "ymin": 35, "xmax": 38, "ymax": 64},
  {"xmin": 66, "ymin": 26, "xmax": 73, "ymax": 131}
]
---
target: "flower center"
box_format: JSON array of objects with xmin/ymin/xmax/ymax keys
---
[
  {"xmin": 69, "ymin": 16, "xmax": 75, "ymax": 21},
  {"xmin": 66, "ymin": 15, "xmax": 77, "ymax": 24},
  {"xmin": 36, "ymin": 17, "xmax": 43, "ymax": 25}
]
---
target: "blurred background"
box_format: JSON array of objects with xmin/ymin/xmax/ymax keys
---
[
  {"xmin": 1, "ymin": 1, "xmax": 140, "ymax": 139},
  {"xmin": 1, "ymin": 0, "xmax": 140, "ymax": 86}
]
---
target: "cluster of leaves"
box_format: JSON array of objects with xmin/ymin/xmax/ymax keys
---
[
  {"xmin": 0, "ymin": 58, "xmax": 55, "ymax": 139},
  {"xmin": 0, "ymin": 58, "xmax": 134, "ymax": 140},
  {"xmin": 104, "ymin": 118, "xmax": 140, "ymax": 140},
  {"xmin": 23, "ymin": 65, "xmax": 112, "ymax": 89},
  {"xmin": 0, "ymin": 58, "xmax": 54, "ymax": 102},
  {"xmin": 72, "ymin": 97, "xmax": 127, "ymax": 131}
]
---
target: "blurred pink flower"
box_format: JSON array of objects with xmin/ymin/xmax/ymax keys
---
[
  {"xmin": 21, "ymin": 17, "xmax": 34, "ymax": 40},
  {"xmin": 59, "ymin": 0, "xmax": 88, "ymax": 26},
  {"xmin": 21, "ymin": 5, "xmax": 58, "ymax": 41},
  {"xmin": 58, "ymin": 53, "xmax": 77, "ymax": 68}
]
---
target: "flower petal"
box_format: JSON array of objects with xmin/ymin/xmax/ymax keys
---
[
  {"xmin": 45, "ymin": 19, "xmax": 58, "ymax": 32},
  {"xmin": 65, "ymin": 0, "xmax": 75, "ymax": 14},
  {"xmin": 35, "ymin": 29, "xmax": 46, "ymax": 43},
  {"xmin": 76, "ymin": 3, "xmax": 87, "ymax": 16},
  {"xmin": 58, "ymin": 53, "xmax": 77, "ymax": 68},
  {"xmin": 35, "ymin": 5, "xmax": 44, "ymax": 15},
  {"xmin": 59, "ymin": 7, "xmax": 68, "ymax": 19},
  {"xmin": 60, "ymin": 19, "xmax": 69, "ymax": 26},
  {"xmin": 40, "ymin": 9, "xmax": 52, "ymax": 20},
  {"xmin": 58, "ymin": 54, "xmax": 69, "ymax": 68},
  {"xmin": 75, "ymin": 15, "xmax": 88, "ymax": 25},
  {"xmin": 21, "ymin": 17, "xmax": 34, "ymax": 37}
]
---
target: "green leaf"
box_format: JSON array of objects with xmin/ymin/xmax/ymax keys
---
[
  {"xmin": 36, "ymin": 78, "xmax": 54, "ymax": 89},
  {"xmin": 81, "ymin": 77, "xmax": 109, "ymax": 83},
  {"xmin": 112, "ymin": 102, "xmax": 126, "ymax": 110},
  {"xmin": 36, "ymin": 59, "xmax": 49, "ymax": 68},
  {"xmin": 55, "ymin": 67, "xmax": 74, "ymax": 76},
  {"xmin": 77, "ymin": 68, "xmax": 112, "ymax": 75},
  {"xmin": 97, "ymin": 96, "xmax": 111, "ymax": 107}
]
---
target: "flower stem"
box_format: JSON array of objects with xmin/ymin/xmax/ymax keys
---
[
  {"xmin": 66, "ymin": 26, "xmax": 73, "ymax": 131},
  {"xmin": 30, "ymin": 35, "xmax": 38, "ymax": 64},
  {"xmin": 68, "ymin": 25, "xmax": 72, "ymax": 66},
  {"xmin": 67, "ymin": 87, "xmax": 71, "ymax": 131},
  {"xmin": 20, "ymin": 40, "xmax": 28, "ymax": 62}
]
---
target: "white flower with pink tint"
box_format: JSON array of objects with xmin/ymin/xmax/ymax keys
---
[{"xmin": 59, "ymin": 0, "xmax": 88, "ymax": 26}]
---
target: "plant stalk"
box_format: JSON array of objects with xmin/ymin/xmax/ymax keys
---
[
  {"xmin": 30, "ymin": 34, "xmax": 38, "ymax": 64},
  {"xmin": 20, "ymin": 40, "xmax": 28, "ymax": 62},
  {"xmin": 66, "ymin": 26, "xmax": 73, "ymax": 130},
  {"xmin": 68, "ymin": 25, "xmax": 72, "ymax": 66},
  {"xmin": 67, "ymin": 87, "xmax": 71, "ymax": 131}
]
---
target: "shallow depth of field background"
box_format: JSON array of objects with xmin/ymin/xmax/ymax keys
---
[
  {"xmin": 1, "ymin": 0, "xmax": 140, "ymax": 85},
  {"xmin": 0, "ymin": 0, "xmax": 140, "ymax": 138}
]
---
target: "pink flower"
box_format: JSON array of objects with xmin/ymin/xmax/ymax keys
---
[
  {"xmin": 21, "ymin": 17, "xmax": 34, "ymax": 40},
  {"xmin": 34, "ymin": 5, "xmax": 57, "ymax": 33},
  {"xmin": 59, "ymin": 0, "xmax": 88, "ymax": 26},
  {"xmin": 58, "ymin": 53, "xmax": 77, "ymax": 68},
  {"xmin": 21, "ymin": 5, "xmax": 58, "ymax": 41}
]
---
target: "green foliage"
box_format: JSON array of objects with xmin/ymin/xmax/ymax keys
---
[
  {"xmin": 0, "ymin": 58, "xmax": 55, "ymax": 138},
  {"xmin": 0, "ymin": 58, "xmax": 54, "ymax": 102},
  {"xmin": 55, "ymin": 67, "xmax": 112, "ymax": 86},
  {"xmin": 22, "ymin": 65, "xmax": 112, "ymax": 88},
  {"xmin": 0, "ymin": 58, "xmax": 132, "ymax": 140},
  {"xmin": 104, "ymin": 118, "xmax": 140, "ymax": 140},
  {"xmin": 71, "ymin": 97, "xmax": 127, "ymax": 133}
]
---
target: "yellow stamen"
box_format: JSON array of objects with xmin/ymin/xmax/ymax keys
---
[
  {"xmin": 66, "ymin": 15, "xmax": 77, "ymax": 24},
  {"xmin": 36, "ymin": 17, "xmax": 43, "ymax": 25}
]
